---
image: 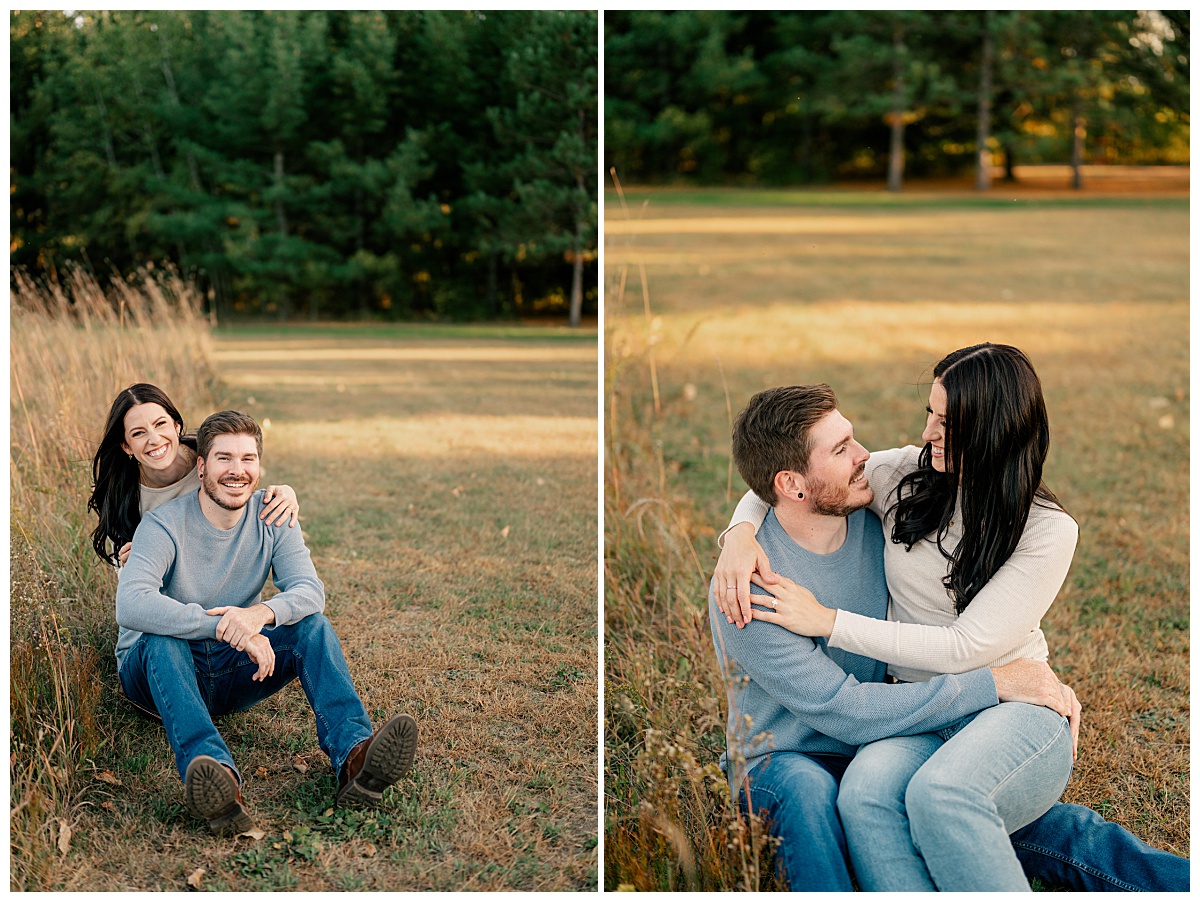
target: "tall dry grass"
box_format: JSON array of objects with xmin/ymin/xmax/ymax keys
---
[
  {"xmin": 10, "ymin": 265, "xmax": 217, "ymax": 890},
  {"xmin": 603, "ymin": 234, "xmax": 780, "ymax": 889}
]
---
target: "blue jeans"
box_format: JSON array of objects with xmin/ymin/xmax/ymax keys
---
[
  {"xmin": 119, "ymin": 614, "xmax": 374, "ymax": 784},
  {"xmin": 741, "ymin": 743, "xmax": 1188, "ymax": 892},
  {"xmin": 739, "ymin": 752, "xmax": 855, "ymax": 891},
  {"xmin": 1012, "ymin": 802, "xmax": 1191, "ymax": 892},
  {"xmin": 838, "ymin": 702, "xmax": 1073, "ymax": 891}
]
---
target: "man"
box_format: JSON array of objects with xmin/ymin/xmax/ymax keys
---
[
  {"xmin": 116, "ymin": 410, "xmax": 417, "ymax": 835},
  {"xmin": 709, "ymin": 384, "xmax": 1188, "ymax": 891}
]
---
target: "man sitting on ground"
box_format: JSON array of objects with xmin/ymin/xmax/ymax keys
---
[{"xmin": 116, "ymin": 409, "xmax": 417, "ymax": 834}]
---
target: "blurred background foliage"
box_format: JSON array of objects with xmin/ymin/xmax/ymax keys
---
[
  {"xmin": 11, "ymin": 10, "xmax": 597, "ymax": 324},
  {"xmin": 604, "ymin": 10, "xmax": 1188, "ymax": 187}
]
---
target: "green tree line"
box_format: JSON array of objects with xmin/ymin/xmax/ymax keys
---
[
  {"xmin": 11, "ymin": 10, "xmax": 598, "ymax": 323},
  {"xmin": 605, "ymin": 10, "xmax": 1188, "ymax": 188}
]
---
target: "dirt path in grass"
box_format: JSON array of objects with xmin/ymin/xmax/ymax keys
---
[{"xmin": 86, "ymin": 325, "xmax": 598, "ymax": 891}]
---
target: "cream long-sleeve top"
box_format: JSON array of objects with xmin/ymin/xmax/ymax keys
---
[{"xmin": 723, "ymin": 446, "xmax": 1078, "ymax": 683}]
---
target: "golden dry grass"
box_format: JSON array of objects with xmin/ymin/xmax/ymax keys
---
[
  {"xmin": 75, "ymin": 325, "xmax": 598, "ymax": 891},
  {"xmin": 10, "ymin": 266, "xmax": 217, "ymax": 890},
  {"xmin": 11, "ymin": 283, "xmax": 599, "ymax": 890},
  {"xmin": 604, "ymin": 189, "xmax": 1189, "ymax": 889}
]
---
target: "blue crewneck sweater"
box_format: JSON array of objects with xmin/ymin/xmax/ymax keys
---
[
  {"xmin": 114, "ymin": 488, "xmax": 325, "ymax": 669},
  {"xmin": 710, "ymin": 507, "xmax": 998, "ymax": 789}
]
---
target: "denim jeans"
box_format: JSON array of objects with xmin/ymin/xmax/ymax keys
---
[
  {"xmin": 739, "ymin": 751, "xmax": 854, "ymax": 891},
  {"xmin": 119, "ymin": 614, "xmax": 374, "ymax": 784},
  {"xmin": 838, "ymin": 702, "xmax": 1073, "ymax": 891},
  {"xmin": 740, "ymin": 741, "xmax": 1188, "ymax": 892},
  {"xmin": 1012, "ymin": 802, "xmax": 1191, "ymax": 892}
]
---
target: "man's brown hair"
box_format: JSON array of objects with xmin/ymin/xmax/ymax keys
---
[
  {"xmin": 196, "ymin": 410, "xmax": 263, "ymax": 460},
  {"xmin": 731, "ymin": 384, "xmax": 838, "ymax": 505}
]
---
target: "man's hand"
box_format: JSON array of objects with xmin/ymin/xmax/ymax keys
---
[
  {"xmin": 243, "ymin": 633, "xmax": 276, "ymax": 682},
  {"xmin": 991, "ymin": 658, "xmax": 1082, "ymax": 760},
  {"xmin": 206, "ymin": 604, "xmax": 276, "ymax": 651},
  {"xmin": 713, "ymin": 523, "xmax": 779, "ymax": 629}
]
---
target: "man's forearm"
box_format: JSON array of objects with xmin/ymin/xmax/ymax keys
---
[{"xmin": 116, "ymin": 588, "xmax": 221, "ymax": 640}]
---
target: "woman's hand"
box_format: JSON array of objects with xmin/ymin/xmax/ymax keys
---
[
  {"xmin": 747, "ymin": 573, "xmax": 837, "ymax": 638},
  {"xmin": 713, "ymin": 523, "xmax": 779, "ymax": 629},
  {"xmin": 118, "ymin": 541, "xmax": 133, "ymax": 567},
  {"xmin": 1059, "ymin": 682, "xmax": 1082, "ymax": 762},
  {"xmin": 261, "ymin": 484, "xmax": 300, "ymax": 527}
]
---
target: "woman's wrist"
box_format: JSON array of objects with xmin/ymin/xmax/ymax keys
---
[
  {"xmin": 728, "ymin": 521, "xmax": 755, "ymax": 540},
  {"xmin": 821, "ymin": 606, "xmax": 838, "ymax": 639}
]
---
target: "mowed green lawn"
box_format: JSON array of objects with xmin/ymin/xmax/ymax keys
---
[
  {"xmin": 90, "ymin": 324, "xmax": 599, "ymax": 891},
  {"xmin": 604, "ymin": 189, "xmax": 1189, "ymax": 885}
]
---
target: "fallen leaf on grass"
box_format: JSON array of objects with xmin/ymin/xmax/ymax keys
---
[
  {"xmin": 362, "ymin": 843, "xmax": 377, "ymax": 858},
  {"xmin": 450, "ymin": 485, "xmax": 464, "ymax": 497},
  {"xmin": 186, "ymin": 868, "xmax": 205, "ymax": 889},
  {"xmin": 255, "ymin": 766, "xmax": 269, "ymax": 778},
  {"xmin": 292, "ymin": 757, "xmax": 308, "ymax": 774},
  {"xmin": 239, "ymin": 827, "xmax": 266, "ymax": 841},
  {"xmin": 96, "ymin": 771, "xmax": 122, "ymax": 786},
  {"xmin": 57, "ymin": 820, "xmax": 72, "ymax": 855},
  {"xmin": 500, "ymin": 525, "xmax": 510, "ymax": 538},
  {"xmin": 101, "ymin": 802, "xmax": 114, "ymax": 811}
]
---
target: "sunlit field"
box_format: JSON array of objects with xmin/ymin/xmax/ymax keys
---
[
  {"xmin": 603, "ymin": 185, "xmax": 1189, "ymax": 890},
  {"xmin": 12, "ymin": 296, "xmax": 599, "ymax": 890}
]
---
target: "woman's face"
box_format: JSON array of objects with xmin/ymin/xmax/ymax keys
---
[
  {"xmin": 922, "ymin": 380, "xmax": 950, "ymax": 473},
  {"xmin": 121, "ymin": 402, "xmax": 182, "ymax": 474}
]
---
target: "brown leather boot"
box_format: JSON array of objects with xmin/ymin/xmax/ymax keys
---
[
  {"xmin": 184, "ymin": 755, "xmax": 254, "ymax": 836},
  {"xmin": 336, "ymin": 713, "xmax": 418, "ymax": 808}
]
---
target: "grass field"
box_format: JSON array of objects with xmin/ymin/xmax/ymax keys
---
[
  {"xmin": 603, "ymin": 186, "xmax": 1189, "ymax": 889},
  {"xmin": 12, "ymin": 297, "xmax": 599, "ymax": 890}
]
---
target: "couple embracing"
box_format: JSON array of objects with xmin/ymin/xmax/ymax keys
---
[
  {"xmin": 709, "ymin": 343, "xmax": 1187, "ymax": 891},
  {"xmin": 90, "ymin": 384, "xmax": 418, "ymax": 835}
]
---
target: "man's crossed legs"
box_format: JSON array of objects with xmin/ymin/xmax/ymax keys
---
[{"xmin": 119, "ymin": 613, "xmax": 418, "ymax": 834}]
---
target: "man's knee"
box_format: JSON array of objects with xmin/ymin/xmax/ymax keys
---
[
  {"xmin": 284, "ymin": 613, "xmax": 339, "ymax": 653},
  {"xmin": 139, "ymin": 633, "xmax": 193, "ymax": 667},
  {"xmin": 292, "ymin": 612, "xmax": 332, "ymax": 638}
]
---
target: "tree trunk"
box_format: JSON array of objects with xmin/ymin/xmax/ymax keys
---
[
  {"xmin": 274, "ymin": 151, "xmax": 291, "ymax": 320},
  {"xmin": 95, "ymin": 89, "xmax": 117, "ymax": 170},
  {"xmin": 1071, "ymin": 93, "xmax": 1085, "ymax": 190},
  {"xmin": 1001, "ymin": 141, "xmax": 1017, "ymax": 182},
  {"xmin": 486, "ymin": 250, "xmax": 498, "ymax": 318},
  {"xmin": 569, "ymin": 232, "xmax": 583, "ymax": 328},
  {"xmin": 975, "ymin": 11, "xmax": 994, "ymax": 192},
  {"xmin": 886, "ymin": 27, "xmax": 906, "ymax": 193},
  {"xmin": 159, "ymin": 30, "xmax": 201, "ymax": 191}
]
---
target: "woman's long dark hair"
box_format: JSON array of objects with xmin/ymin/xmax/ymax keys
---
[
  {"xmin": 88, "ymin": 383, "xmax": 195, "ymax": 565},
  {"xmin": 888, "ymin": 344, "xmax": 1065, "ymax": 614}
]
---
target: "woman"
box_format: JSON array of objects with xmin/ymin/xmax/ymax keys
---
[
  {"xmin": 89, "ymin": 383, "xmax": 299, "ymax": 568},
  {"xmin": 714, "ymin": 343, "xmax": 1077, "ymax": 891}
]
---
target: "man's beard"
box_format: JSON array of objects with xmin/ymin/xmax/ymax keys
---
[
  {"xmin": 202, "ymin": 470, "xmax": 257, "ymax": 511},
  {"xmin": 807, "ymin": 468, "xmax": 872, "ymax": 518}
]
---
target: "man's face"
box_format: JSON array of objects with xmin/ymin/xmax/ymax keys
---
[
  {"xmin": 801, "ymin": 409, "xmax": 873, "ymax": 516},
  {"xmin": 198, "ymin": 433, "xmax": 261, "ymax": 512}
]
